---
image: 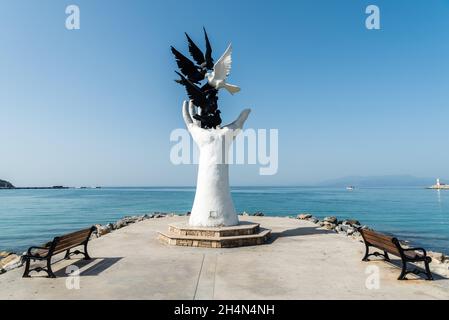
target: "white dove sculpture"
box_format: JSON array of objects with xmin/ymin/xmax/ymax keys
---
[{"xmin": 205, "ymin": 44, "xmax": 241, "ymax": 95}]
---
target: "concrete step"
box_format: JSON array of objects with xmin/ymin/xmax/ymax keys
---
[
  {"xmin": 168, "ymin": 222, "xmax": 261, "ymax": 238},
  {"xmin": 158, "ymin": 229, "xmax": 271, "ymax": 248}
]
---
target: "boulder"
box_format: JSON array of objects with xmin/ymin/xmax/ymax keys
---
[
  {"xmin": 351, "ymin": 231, "xmax": 362, "ymax": 240},
  {"xmin": 125, "ymin": 216, "xmax": 139, "ymax": 223},
  {"xmin": 0, "ymin": 254, "xmax": 22, "ymax": 271},
  {"xmin": 253, "ymin": 212, "xmax": 264, "ymax": 217},
  {"xmin": 114, "ymin": 219, "xmax": 127, "ymax": 229},
  {"xmin": 428, "ymin": 251, "xmax": 445, "ymax": 263},
  {"xmin": 297, "ymin": 213, "xmax": 312, "ymax": 220},
  {"xmin": 345, "ymin": 219, "xmax": 361, "ymax": 227},
  {"xmin": 0, "ymin": 251, "xmax": 11, "ymax": 259},
  {"xmin": 96, "ymin": 225, "xmax": 112, "ymax": 237},
  {"xmin": 323, "ymin": 222, "xmax": 337, "ymax": 230},
  {"xmin": 307, "ymin": 217, "xmax": 319, "ymax": 224},
  {"xmin": 346, "ymin": 227, "xmax": 355, "ymax": 236},
  {"xmin": 323, "ymin": 216, "xmax": 338, "ymax": 224},
  {"xmin": 242, "ymin": 211, "xmax": 249, "ymax": 216}
]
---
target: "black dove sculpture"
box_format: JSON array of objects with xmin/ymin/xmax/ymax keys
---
[{"xmin": 171, "ymin": 28, "xmax": 222, "ymax": 129}]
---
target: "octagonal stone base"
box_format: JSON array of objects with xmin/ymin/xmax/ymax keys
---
[{"xmin": 158, "ymin": 222, "xmax": 271, "ymax": 248}]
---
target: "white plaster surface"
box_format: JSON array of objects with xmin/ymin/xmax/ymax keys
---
[{"xmin": 183, "ymin": 100, "xmax": 250, "ymax": 227}]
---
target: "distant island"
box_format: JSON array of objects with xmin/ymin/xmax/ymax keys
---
[
  {"xmin": 0, "ymin": 179, "xmax": 15, "ymax": 189},
  {"xmin": 0, "ymin": 179, "xmax": 69, "ymax": 190}
]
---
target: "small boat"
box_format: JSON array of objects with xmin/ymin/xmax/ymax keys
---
[{"xmin": 346, "ymin": 186, "xmax": 355, "ymax": 191}]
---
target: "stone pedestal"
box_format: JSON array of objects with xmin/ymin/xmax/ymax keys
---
[{"xmin": 158, "ymin": 222, "xmax": 271, "ymax": 248}]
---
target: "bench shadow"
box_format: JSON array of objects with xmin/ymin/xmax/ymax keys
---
[
  {"xmin": 53, "ymin": 257, "xmax": 123, "ymax": 278},
  {"xmin": 269, "ymin": 227, "xmax": 332, "ymax": 243}
]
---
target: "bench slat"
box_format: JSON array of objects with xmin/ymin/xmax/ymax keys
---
[
  {"xmin": 53, "ymin": 243, "xmax": 84, "ymax": 254},
  {"xmin": 362, "ymin": 229, "xmax": 395, "ymax": 242},
  {"xmin": 56, "ymin": 232, "xmax": 91, "ymax": 246},
  {"xmin": 361, "ymin": 230, "xmax": 401, "ymax": 256},
  {"xmin": 362, "ymin": 233, "xmax": 396, "ymax": 247},
  {"xmin": 49, "ymin": 227, "xmax": 94, "ymax": 254},
  {"xmin": 54, "ymin": 235, "xmax": 90, "ymax": 252},
  {"xmin": 58, "ymin": 228, "xmax": 92, "ymax": 242}
]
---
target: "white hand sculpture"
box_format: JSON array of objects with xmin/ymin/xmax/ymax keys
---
[{"xmin": 182, "ymin": 100, "xmax": 251, "ymax": 227}]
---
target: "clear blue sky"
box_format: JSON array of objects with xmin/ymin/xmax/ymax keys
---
[{"xmin": 1, "ymin": 0, "xmax": 448, "ymax": 187}]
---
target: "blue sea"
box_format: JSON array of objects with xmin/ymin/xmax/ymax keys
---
[{"xmin": 1, "ymin": 187, "xmax": 448, "ymax": 254}]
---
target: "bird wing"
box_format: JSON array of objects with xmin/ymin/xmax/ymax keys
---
[
  {"xmin": 204, "ymin": 28, "xmax": 214, "ymax": 70},
  {"xmin": 213, "ymin": 44, "xmax": 232, "ymax": 81},
  {"xmin": 185, "ymin": 33, "xmax": 205, "ymax": 66},
  {"xmin": 171, "ymin": 46, "xmax": 204, "ymax": 83},
  {"xmin": 175, "ymin": 71, "xmax": 207, "ymax": 107}
]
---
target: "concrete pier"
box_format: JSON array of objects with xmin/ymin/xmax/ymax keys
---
[{"xmin": 0, "ymin": 216, "xmax": 448, "ymax": 300}]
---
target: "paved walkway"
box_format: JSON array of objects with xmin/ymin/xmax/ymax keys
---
[{"xmin": 1, "ymin": 216, "xmax": 448, "ymax": 300}]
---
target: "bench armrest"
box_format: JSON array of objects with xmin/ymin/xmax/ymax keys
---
[
  {"xmin": 26, "ymin": 246, "xmax": 49, "ymax": 257},
  {"xmin": 403, "ymin": 247, "xmax": 427, "ymax": 255}
]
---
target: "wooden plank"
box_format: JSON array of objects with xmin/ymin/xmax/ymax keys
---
[
  {"xmin": 364, "ymin": 237, "xmax": 399, "ymax": 254},
  {"xmin": 361, "ymin": 231, "xmax": 401, "ymax": 255},
  {"xmin": 362, "ymin": 229, "xmax": 394, "ymax": 242},
  {"xmin": 54, "ymin": 237, "xmax": 88, "ymax": 251},
  {"xmin": 57, "ymin": 232, "xmax": 90, "ymax": 245},
  {"xmin": 58, "ymin": 228, "xmax": 91, "ymax": 241},
  {"xmin": 54, "ymin": 242, "xmax": 84, "ymax": 254}
]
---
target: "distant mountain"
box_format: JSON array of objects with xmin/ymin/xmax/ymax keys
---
[
  {"xmin": 0, "ymin": 179, "xmax": 15, "ymax": 189},
  {"xmin": 317, "ymin": 175, "xmax": 440, "ymax": 188}
]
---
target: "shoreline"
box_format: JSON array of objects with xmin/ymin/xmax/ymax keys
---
[{"xmin": 1, "ymin": 212, "xmax": 449, "ymax": 278}]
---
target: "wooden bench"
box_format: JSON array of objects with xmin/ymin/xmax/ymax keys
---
[
  {"xmin": 360, "ymin": 228, "xmax": 433, "ymax": 280},
  {"xmin": 22, "ymin": 226, "xmax": 96, "ymax": 278}
]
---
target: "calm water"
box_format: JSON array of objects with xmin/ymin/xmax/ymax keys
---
[{"xmin": 0, "ymin": 187, "xmax": 448, "ymax": 254}]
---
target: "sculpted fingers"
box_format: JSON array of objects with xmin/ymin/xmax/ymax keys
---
[
  {"xmin": 225, "ymin": 108, "xmax": 251, "ymax": 130},
  {"xmin": 189, "ymin": 100, "xmax": 201, "ymax": 127},
  {"xmin": 182, "ymin": 100, "xmax": 193, "ymax": 126}
]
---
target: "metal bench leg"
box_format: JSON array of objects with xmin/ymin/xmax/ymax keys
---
[
  {"xmin": 383, "ymin": 251, "xmax": 390, "ymax": 262},
  {"xmin": 46, "ymin": 258, "xmax": 56, "ymax": 278},
  {"xmin": 362, "ymin": 244, "xmax": 370, "ymax": 261},
  {"xmin": 22, "ymin": 257, "xmax": 31, "ymax": 278},
  {"xmin": 424, "ymin": 261, "xmax": 433, "ymax": 281},
  {"xmin": 398, "ymin": 260, "xmax": 408, "ymax": 280},
  {"xmin": 83, "ymin": 242, "xmax": 91, "ymax": 260},
  {"xmin": 64, "ymin": 249, "xmax": 71, "ymax": 259}
]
